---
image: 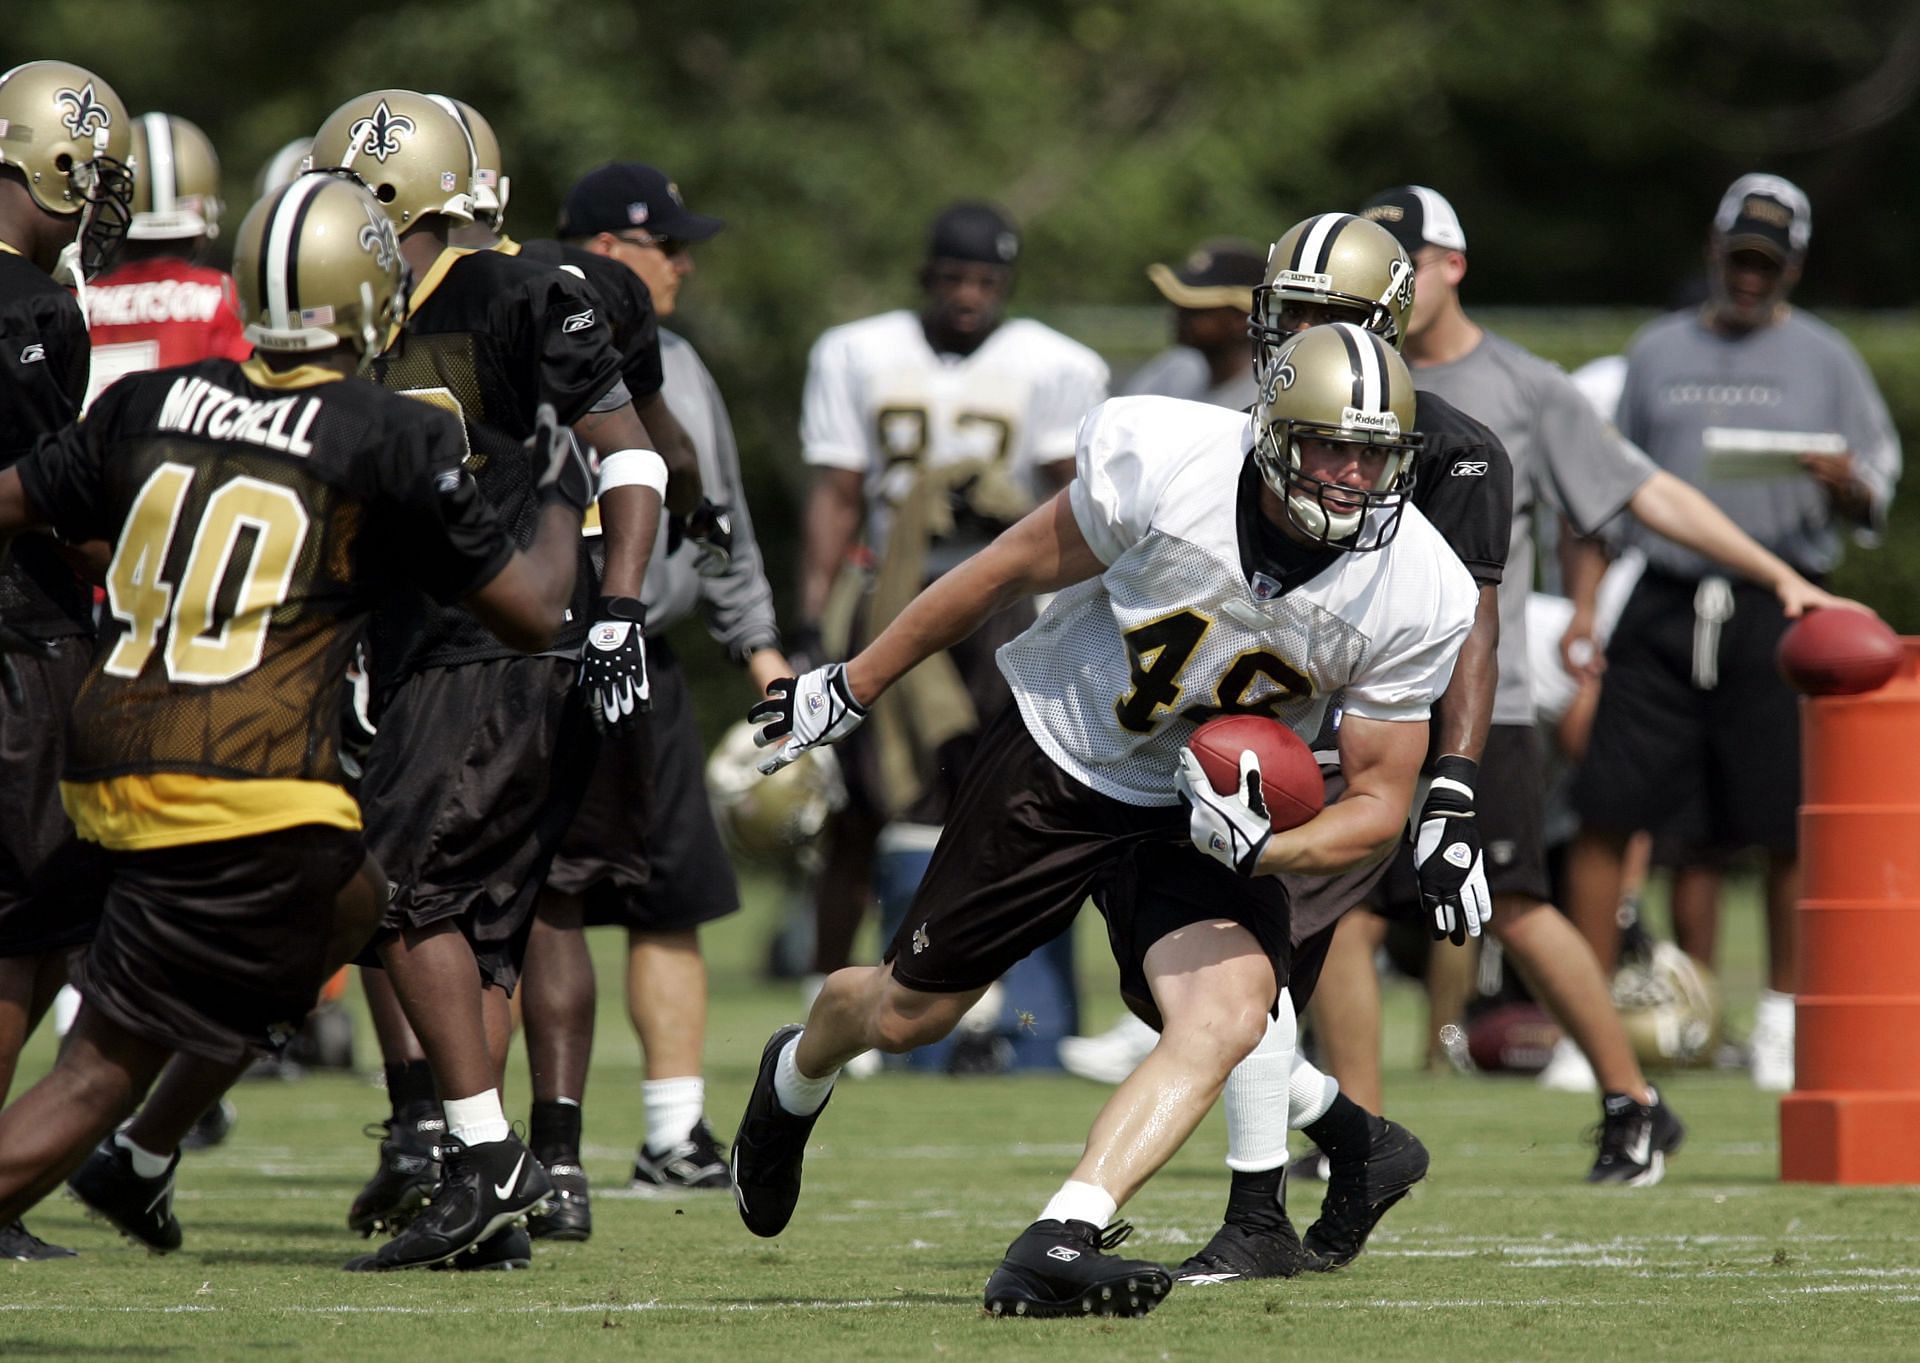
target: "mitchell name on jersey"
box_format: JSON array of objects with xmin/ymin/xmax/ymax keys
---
[{"xmin": 998, "ymin": 396, "xmax": 1477, "ymax": 807}]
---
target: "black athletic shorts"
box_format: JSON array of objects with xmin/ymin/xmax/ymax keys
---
[
  {"xmin": 360, "ymin": 655, "xmax": 593, "ymax": 989},
  {"xmin": 1572, "ymin": 569, "xmax": 1802, "ymax": 855},
  {"xmin": 883, "ymin": 705, "xmax": 1290, "ymax": 1019},
  {"xmin": 559, "ymin": 638, "xmax": 741, "ymax": 932},
  {"xmin": 0, "ymin": 637, "xmax": 108, "ymax": 956},
  {"xmin": 1286, "ymin": 722, "xmax": 1552, "ymax": 944},
  {"xmin": 78, "ymin": 825, "xmax": 366, "ymax": 1064}
]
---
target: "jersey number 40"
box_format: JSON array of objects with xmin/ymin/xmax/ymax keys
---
[{"xmin": 104, "ymin": 461, "xmax": 311, "ymax": 684}]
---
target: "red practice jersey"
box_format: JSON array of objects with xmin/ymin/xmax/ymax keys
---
[{"xmin": 85, "ymin": 257, "xmax": 251, "ymax": 410}]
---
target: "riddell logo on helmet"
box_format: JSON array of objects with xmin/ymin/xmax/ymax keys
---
[{"xmin": 1341, "ymin": 406, "xmax": 1400, "ymax": 435}]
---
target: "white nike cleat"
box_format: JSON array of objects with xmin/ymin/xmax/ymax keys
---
[
  {"xmin": 1058, "ymin": 1014, "xmax": 1158, "ymax": 1085},
  {"xmin": 1537, "ymin": 1035, "xmax": 1599, "ymax": 1094}
]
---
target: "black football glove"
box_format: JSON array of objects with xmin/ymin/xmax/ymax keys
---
[
  {"xmin": 748, "ymin": 663, "xmax": 867, "ymax": 774},
  {"xmin": 1413, "ymin": 755, "xmax": 1492, "ymax": 945},
  {"xmin": 580, "ymin": 595, "xmax": 649, "ymax": 730},
  {"xmin": 531, "ymin": 402, "xmax": 594, "ymax": 513},
  {"xmin": 667, "ymin": 498, "xmax": 733, "ymax": 577}
]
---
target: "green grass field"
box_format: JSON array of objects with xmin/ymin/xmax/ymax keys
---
[{"xmin": 5, "ymin": 874, "xmax": 1917, "ymax": 1363}]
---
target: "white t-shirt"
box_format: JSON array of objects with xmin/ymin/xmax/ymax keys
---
[
  {"xmin": 998, "ymin": 397, "xmax": 1479, "ymax": 806},
  {"xmin": 800, "ymin": 310, "xmax": 1109, "ymax": 565}
]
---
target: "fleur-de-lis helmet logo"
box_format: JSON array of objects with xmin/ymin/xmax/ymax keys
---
[
  {"xmin": 348, "ymin": 99, "xmax": 415, "ymax": 164},
  {"xmin": 358, "ymin": 199, "xmax": 398, "ymax": 270},
  {"xmin": 1260, "ymin": 360, "xmax": 1298, "ymax": 407},
  {"xmin": 55, "ymin": 82, "xmax": 112, "ymax": 139}
]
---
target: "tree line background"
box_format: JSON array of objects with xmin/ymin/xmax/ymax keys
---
[{"xmin": 10, "ymin": 0, "xmax": 1920, "ymax": 729}]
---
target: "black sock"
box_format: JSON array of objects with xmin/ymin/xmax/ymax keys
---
[
  {"xmin": 1303, "ymin": 1092, "xmax": 1381, "ymax": 1165},
  {"xmin": 530, "ymin": 1098, "xmax": 582, "ymax": 1163},
  {"xmin": 385, "ymin": 1060, "xmax": 438, "ymax": 1124},
  {"xmin": 1224, "ymin": 1165, "xmax": 1287, "ymax": 1225}
]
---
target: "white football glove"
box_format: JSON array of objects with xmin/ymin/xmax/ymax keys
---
[
  {"xmin": 749, "ymin": 663, "xmax": 867, "ymax": 775},
  {"xmin": 1175, "ymin": 747, "xmax": 1272, "ymax": 877},
  {"xmin": 1413, "ymin": 757, "xmax": 1491, "ymax": 945}
]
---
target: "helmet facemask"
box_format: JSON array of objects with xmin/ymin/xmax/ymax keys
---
[
  {"xmin": 52, "ymin": 131, "xmax": 135, "ymax": 286},
  {"xmin": 1254, "ymin": 418, "xmax": 1419, "ymax": 552}
]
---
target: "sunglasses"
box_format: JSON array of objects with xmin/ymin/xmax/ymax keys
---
[{"xmin": 612, "ymin": 230, "xmax": 689, "ymax": 258}]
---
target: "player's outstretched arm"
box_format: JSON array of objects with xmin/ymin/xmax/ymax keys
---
[
  {"xmin": 843, "ymin": 489, "xmax": 1103, "ymax": 705},
  {"xmin": 1257, "ymin": 714, "xmax": 1428, "ymax": 877},
  {"xmin": 1628, "ymin": 470, "xmax": 1869, "ymax": 617}
]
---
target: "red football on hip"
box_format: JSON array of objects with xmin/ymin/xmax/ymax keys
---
[
  {"xmin": 1187, "ymin": 714, "xmax": 1326, "ymax": 833},
  {"xmin": 1777, "ymin": 608, "xmax": 1902, "ymax": 696}
]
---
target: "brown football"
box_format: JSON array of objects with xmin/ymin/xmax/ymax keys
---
[
  {"xmin": 1777, "ymin": 609, "xmax": 1903, "ymax": 696},
  {"xmin": 1187, "ymin": 714, "xmax": 1325, "ymax": 832}
]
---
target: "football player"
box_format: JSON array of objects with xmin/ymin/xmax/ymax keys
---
[
  {"xmin": 0, "ymin": 172, "xmax": 588, "ymax": 1240},
  {"xmin": 84, "ymin": 113, "xmax": 250, "ymax": 407},
  {"xmin": 734, "ymin": 323, "xmax": 1478, "ymax": 1318},
  {"xmin": 794, "ymin": 200, "xmax": 1107, "ymax": 1051},
  {"xmin": 1120, "ymin": 238, "xmax": 1265, "ymax": 409},
  {"xmin": 0, "ymin": 57, "xmax": 134, "ymax": 1262},
  {"xmin": 543, "ymin": 162, "xmax": 789, "ymax": 1219}
]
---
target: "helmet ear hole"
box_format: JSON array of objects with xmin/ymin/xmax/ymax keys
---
[
  {"xmin": 375, "ymin": 183, "xmax": 396, "ymax": 203},
  {"xmin": 54, "ymin": 152, "xmax": 72, "ymax": 173}
]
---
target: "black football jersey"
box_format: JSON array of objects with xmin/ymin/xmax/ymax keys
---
[
  {"xmin": 369, "ymin": 247, "xmax": 623, "ymax": 678},
  {"xmin": 17, "ymin": 357, "xmax": 512, "ymax": 832},
  {"xmin": 513, "ymin": 238, "xmax": 663, "ymax": 403},
  {"xmin": 1411, "ymin": 390, "xmax": 1513, "ymax": 587},
  {"xmin": 0, "ymin": 248, "xmax": 97, "ymax": 639}
]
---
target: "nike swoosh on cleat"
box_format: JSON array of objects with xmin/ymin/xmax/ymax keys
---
[
  {"xmin": 494, "ymin": 1154, "xmax": 527, "ymax": 1202},
  {"xmin": 731, "ymin": 1149, "xmax": 748, "ymax": 1213}
]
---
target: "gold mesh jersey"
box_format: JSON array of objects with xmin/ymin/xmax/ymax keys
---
[
  {"xmin": 15, "ymin": 356, "xmax": 515, "ymax": 850},
  {"xmin": 368, "ymin": 246, "xmax": 623, "ymax": 682}
]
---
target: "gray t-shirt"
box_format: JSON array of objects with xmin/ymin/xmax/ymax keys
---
[
  {"xmin": 1122, "ymin": 346, "xmax": 1259, "ymax": 411},
  {"xmin": 1614, "ymin": 308, "xmax": 1900, "ymax": 579},
  {"xmin": 1412, "ymin": 330, "xmax": 1654, "ymax": 725},
  {"xmin": 640, "ymin": 330, "xmax": 781, "ymax": 659}
]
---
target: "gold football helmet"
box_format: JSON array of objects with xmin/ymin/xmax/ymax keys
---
[
  {"xmin": 0, "ymin": 60, "xmax": 135, "ymax": 275},
  {"xmin": 1614, "ymin": 941, "xmax": 1724, "ymax": 1071},
  {"xmin": 1252, "ymin": 214, "xmax": 1415, "ymax": 375},
  {"xmin": 306, "ymin": 89, "xmax": 474, "ymax": 230},
  {"xmin": 129, "ymin": 113, "xmax": 223, "ymax": 241},
  {"xmin": 1254, "ymin": 322, "xmax": 1420, "ymax": 551},
  {"xmin": 428, "ymin": 95, "xmax": 509, "ymax": 230},
  {"xmin": 706, "ymin": 720, "xmax": 845, "ymax": 869},
  {"xmin": 231, "ymin": 172, "xmax": 408, "ymax": 368}
]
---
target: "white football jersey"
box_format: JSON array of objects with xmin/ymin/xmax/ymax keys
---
[
  {"xmin": 800, "ymin": 310, "xmax": 1109, "ymax": 564},
  {"xmin": 999, "ymin": 397, "xmax": 1478, "ymax": 807}
]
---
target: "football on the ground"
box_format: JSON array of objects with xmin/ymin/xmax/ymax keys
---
[
  {"xmin": 1776, "ymin": 608, "xmax": 1902, "ymax": 696},
  {"xmin": 1187, "ymin": 714, "xmax": 1324, "ymax": 832}
]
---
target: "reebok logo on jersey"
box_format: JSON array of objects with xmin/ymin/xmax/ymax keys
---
[
  {"xmin": 562, "ymin": 308, "xmax": 596, "ymax": 333},
  {"xmin": 434, "ymin": 469, "xmax": 462, "ymax": 493},
  {"xmin": 18, "ymin": 343, "xmax": 44, "ymax": 364},
  {"xmin": 1451, "ymin": 461, "xmax": 1488, "ymax": 477}
]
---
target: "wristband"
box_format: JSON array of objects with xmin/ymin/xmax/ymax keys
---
[
  {"xmin": 1429, "ymin": 753, "xmax": 1479, "ymax": 803},
  {"xmin": 597, "ymin": 448, "xmax": 669, "ymax": 497}
]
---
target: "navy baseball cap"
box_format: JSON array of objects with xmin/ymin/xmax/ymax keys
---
[
  {"xmin": 1713, "ymin": 173, "xmax": 1810, "ymax": 260},
  {"xmin": 926, "ymin": 201, "xmax": 1020, "ymax": 266},
  {"xmin": 558, "ymin": 162, "xmax": 725, "ymax": 241},
  {"xmin": 1359, "ymin": 185, "xmax": 1467, "ymax": 255}
]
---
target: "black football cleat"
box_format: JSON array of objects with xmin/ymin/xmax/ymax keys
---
[
  {"xmin": 180, "ymin": 1098, "xmax": 237, "ymax": 1152},
  {"xmin": 1587, "ymin": 1089, "xmax": 1686, "ymax": 1187},
  {"xmin": 984, "ymin": 1219, "xmax": 1171, "ymax": 1318},
  {"xmin": 731, "ymin": 1025, "xmax": 829, "ymax": 1238},
  {"xmin": 430, "ymin": 1225, "xmax": 533, "ymax": 1271},
  {"xmin": 346, "ymin": 1112, "xmax": 444, "ymax": 1236},
  {"xmin": 632, "ymin": 1117, "xmax": 731, "ymax": 1196},
  {"xmin": 342, "ymin": 1136, "xmax": 550, "ymax": 1272},
  {"xmin": 1304, "ymin": 1117, "xmax": 1430, "ymax": 1270},
  {"xmin": 527, "ymin": 1161, "xmax": 591, "ymax": 1241},
  {"xmin": 1177, "ymin": 1167, "xmax": 1307, "ymax": 1285},
  {"xmin": 67, "ymin": 1137, "xmax": 183, "ymax": 1253},
  {"xmin": 0, "ymin": 1219, "xmax": 76, "ymax": 1261}
]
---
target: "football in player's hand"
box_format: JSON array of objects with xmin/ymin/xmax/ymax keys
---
[
  {"xmin": 1777, "ymin": 608, "xmax": 1903, "ymax": 696},
  {"xmin": 1187, "ymin": 715, "xmax": 1325, "ymax": 832}
]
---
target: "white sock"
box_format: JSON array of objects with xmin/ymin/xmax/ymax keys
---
[
  {"xmin": 772, "ymin": 1033, "xmax": 838, "ymax": 1116},
  {"xmin": 1224, "ymin": 990, "xmax": 1295, "ymax": 1172},
  {"xmin": 114, "ymin": 1130, "xmax": 172, "ymax": 1178},
  {"xmin": 1758, "ymin": 989, "xmax": 1795, "ymax": 1027},
  {"xmin": 443, "ymin": 1089, "xmax": 510, "ymax": 1146},
  {"xmin": 1039, "ymin": 1179, "xmax": 1117, "ymax": 1230},
  {"xmin": 1287, "ymin": 1052, "xmax": 1339, "ymax": 1129},
  {"xmin": 642, "ymin": 1076, "xmax": 705, "ymax": 1154}
]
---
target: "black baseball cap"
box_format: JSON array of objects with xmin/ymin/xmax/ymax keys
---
[
  {"xmin": 1359, "ymin": 185, "xmax": 1467, "ymax": 255},
  {"xmin": 1146, "ymin": 238, "xmax": 1264, "ymax": 310},
  {"xmin": 558, "ymin": 162, "xmax": 725, "ymax": 242},
  {"xmin": 926, "ymin": 201, "xmax": 1020, "ymax": 266},
  {"xmin": 1713, "ymin": 173, "xmax": 1810, "ymax": 260}
]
